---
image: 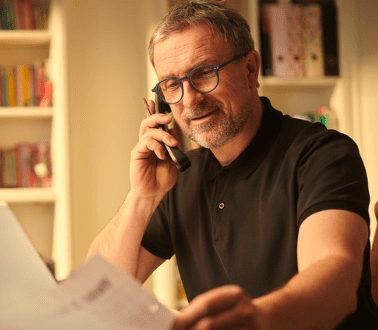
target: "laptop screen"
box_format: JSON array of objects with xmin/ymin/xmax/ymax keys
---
[{"xmin": 0, "ymin": 205, "xmax": 57, "ymax": 309}]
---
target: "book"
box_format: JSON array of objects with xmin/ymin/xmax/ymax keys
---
[
  {"xmin": 266, "ymin": 4, "xmax": 305, "ymax": 77},
  {"xmin": 0, "ymin": 149, "xmax": 3, "ymax": 188},
  {"xmin": 260, "ymin": 4, "xmax": 273, "ymax": 76},
  {"xmin": 301, "ymin": 4, "xmax": 325, "ymax": 76},
  {"xmin": 0, "ymin": 0, "xmax": 48, "ymax": 30},
  {"xmin": 321, "ymin": 1, "xmax": 339, "ymax": 76},
  {"xmin": 1, "ymin": 65, "xmax": 8, "ymax": 106},
  {"xmin": 286, "ymin": 4, "xmax": 306, "ymax": 77},
  {"xmin": 268, "ymin": 4, "xmax": 291, "ymax": 77},
  {"xmin": 7, "ymin": 66, "xmax": 16, "ymax": 107},
  {"xmin": 0, "ymin": 66, "xmax": 3, "ymax": 106},
  {"xmin": 0, "ymin": 61, "xmax": 51, "ymax": 107}
]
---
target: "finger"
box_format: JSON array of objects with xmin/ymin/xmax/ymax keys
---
[
  {"xmin": 144, "ymin": 127, "xmax": 178, "ymax": 149},
  {"xmin": 144, "ymin": 98, "xmax": 155, "ymax": 116},
  {"xmin": 174, "ymin": 286, "xmax": 245, "ymax": 329},
  {"xmin": 191, "ymin": 301, "xmax": 256, "ymax": 330},
  {"xmin": 139, "ymin": 113, "xmax": 172, "ymax": 139}
]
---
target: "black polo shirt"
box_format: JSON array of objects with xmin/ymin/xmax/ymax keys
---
[{"xmin": 141, "ymin": 97, "xmax": 378, "ymax": 328}]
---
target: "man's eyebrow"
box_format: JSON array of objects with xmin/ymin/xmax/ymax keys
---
[{"xmin": 159, "ymin": 59, "xmax": 218, "ymax": 80}]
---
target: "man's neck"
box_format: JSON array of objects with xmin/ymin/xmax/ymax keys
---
[{"xmin": 211, "ymin": 99, "xmax": 264, "ymax": 167}]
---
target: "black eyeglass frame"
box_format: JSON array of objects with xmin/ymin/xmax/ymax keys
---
[{"xmin": 152, "ymin": 53, "xmax": 248, "ymax": 105}]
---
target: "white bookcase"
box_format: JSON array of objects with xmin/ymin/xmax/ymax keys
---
[{"xmin": 0, "ymin": 0, "xmax": 71, "ymax": 281}]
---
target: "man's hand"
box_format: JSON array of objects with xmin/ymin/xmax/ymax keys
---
[
  {"xmin": 130, "ymin": 99, "xmax": 179, "ymax": 200},
  {"xmin": 171, "ymin": 285, "xmax": 262, "ymax": 330}
]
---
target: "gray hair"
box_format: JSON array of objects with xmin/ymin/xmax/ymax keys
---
[{"xmin": 148, "ymin": 0, "xmax": 255, "ymax": 66}]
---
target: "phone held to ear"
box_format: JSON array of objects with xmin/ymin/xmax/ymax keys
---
[{"xmin": 143, "ymin": 97, "xmax": 191, "ymax": 172}]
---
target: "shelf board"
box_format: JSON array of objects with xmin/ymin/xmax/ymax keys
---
[
  {"xmin": 0, "ymin": 30, "xmax": 51, "ymax": 46},
  {"xmin": 0, "ymin": 107, "xmax": 53, "ymax": 118},
  {"xmin": 0, "ymin": 187, "xmax": 55, "ymax": 203},
  {"xmin": 260, "ymin": 76, "xmax": 338, "ymax": 89}
]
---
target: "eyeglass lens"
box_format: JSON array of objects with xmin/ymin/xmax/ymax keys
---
[{"xmin": 158, "ymin": 66, "xmax": 219, "ymax": 104}]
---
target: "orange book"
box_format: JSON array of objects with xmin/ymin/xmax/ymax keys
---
[{"xmin": 7, "ymin": 67, "xmax": 16, "ymax": 107}]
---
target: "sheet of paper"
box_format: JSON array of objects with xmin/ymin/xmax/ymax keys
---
[{"xmin": 0, "ymin": 254, "xmax": 176, "ymax": 330}]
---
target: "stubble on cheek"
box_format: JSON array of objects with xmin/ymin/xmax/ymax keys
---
[{"xmin": 179, "ymin": 100, "xmax": 249, "ymax": 149}]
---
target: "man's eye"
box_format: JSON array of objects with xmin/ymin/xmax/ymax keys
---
[
  {"xmin": 167, "ymin": 80, "xmax": 179, "ymax": 89},
  {"xmin": 160, "ymin": 79, "xmax": 179, "ymax": 91},
  {"xmin": 193, "ymin": 68, "xmax": 216, "ymax": 79}
]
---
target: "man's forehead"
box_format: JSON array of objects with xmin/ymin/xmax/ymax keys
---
[{"xmin": 153, "ymin": 24, "xmax": 233, "ymax": 76}]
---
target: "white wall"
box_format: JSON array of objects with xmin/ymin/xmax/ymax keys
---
[{"xmin": 67, "ymin": 0, "xmax": 165, "ymax": 270}]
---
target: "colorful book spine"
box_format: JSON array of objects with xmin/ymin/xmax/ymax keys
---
[
  {"xmin": 0, "ymin": 0, "xmax": 48, "ymax": 30},
  {"xmin": 261, "ymin": 0, "xmax": 339, "ymax": 78},
  {"xmin": 0, "ymin": 61, "xmax": 51, "ymax": 107},
  {"xmin": 266, "ymin": 4, "xmax": 305, "ymax": 77},
  {"xmin": 1, "ymin": 142, "xmax": 52, "ymax": 188},
  {"xmin": 286, "ymin": 4, "xmax": 306, "ymax": 77},
  {"xmin": 301, "ymin": 4, "xmax": 324, "ymax": 77}
]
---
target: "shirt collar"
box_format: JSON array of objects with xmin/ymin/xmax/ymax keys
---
[{"xmin": 206, "ymin": 97, "xmax": 283, "ymax": 180}]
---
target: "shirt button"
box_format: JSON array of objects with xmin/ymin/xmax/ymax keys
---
[
  {"xmin": 221, "ymin": 169, "xmax": 228, "ymax": 176},
  {"xmin": 219, "ymin": 202, "xmax": 225, "ymax": 210}
]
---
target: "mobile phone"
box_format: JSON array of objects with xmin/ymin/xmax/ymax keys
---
[{"xmin": 155, "ymin": 95, "xmax": 191, "ymax": 172}]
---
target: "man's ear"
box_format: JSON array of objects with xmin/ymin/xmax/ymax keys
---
[{"xmin": 245, "ymin": 50, "xmax": 261, "ymax": 88}]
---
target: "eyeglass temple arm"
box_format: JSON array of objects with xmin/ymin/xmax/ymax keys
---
[{"xmin": 217, "ymin": 53, "xmax": 247, "ymax": 69}]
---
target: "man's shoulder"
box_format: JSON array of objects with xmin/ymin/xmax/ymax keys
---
[{"xmin": 281, "ymin": 115, "xmax": 356, "ymax": 150}]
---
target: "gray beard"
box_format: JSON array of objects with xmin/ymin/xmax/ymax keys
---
[{"xmin": 182, "ymin": 100, "xmax": 251, "ymax": 149}]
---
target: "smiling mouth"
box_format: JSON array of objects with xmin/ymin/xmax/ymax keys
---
[{"xmin": 192, "ymin": 110, "xmax": 216, "ymax": 121}]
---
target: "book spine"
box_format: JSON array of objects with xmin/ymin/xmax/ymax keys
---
[
  {"xmin": 286, "ymin": 4, "xmax": 305, "ymax": 77},
  {"xmin": 0, "ymin": 0, "xmax": 46, "ymax": 30},
  {"xmin": 0, "ymin": 66, "xmax": 3, "ymax": 107},
  {"xmin": 321, "ymin": 1, "xmax": 339, "ymax": 76},
  {"xmin": 302, "ymin": 4, "xmax": 325, "ymax": 77},
  {"xmin": 260, "ymin": 4, "xmax": 273, "ymax": 76},
  {"xmin": 268, "ymin": 4, "xmax": 291, "ymax": 77}
]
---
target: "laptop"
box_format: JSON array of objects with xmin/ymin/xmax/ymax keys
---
[{"xmin": 0, "ymin": 204, "xmax": 57, "ymax": 310}]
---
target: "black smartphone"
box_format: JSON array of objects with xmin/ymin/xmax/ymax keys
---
[{"xmin": 155, "ymin": 95, "xmax": 191, "ymax": 172}]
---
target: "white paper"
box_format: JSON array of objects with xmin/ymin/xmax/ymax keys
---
[{"xmin": 0, "ymin": 254, "xmax": 176, "ymax": 330}]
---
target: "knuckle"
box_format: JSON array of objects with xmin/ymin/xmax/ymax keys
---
[
  {"xmin": 228, "ymin": 284, "xmax": 245, "ymax": 298},
  {"xmin": 196, "ymin": 318, "xmax": 214, "ymax": 330}
]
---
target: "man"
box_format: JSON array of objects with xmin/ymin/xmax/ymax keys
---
[{"xmin": 87, "ymin": 1, "xmax": 378, "ymax": 328}]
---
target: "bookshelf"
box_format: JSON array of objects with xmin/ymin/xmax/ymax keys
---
[
  {"xmin": 0, "ymin": 0, "xmax": 71, "ymax": 280},
  {"xmin": 248, "ymin": 0, "xmax": 342, "ymax": 123}
]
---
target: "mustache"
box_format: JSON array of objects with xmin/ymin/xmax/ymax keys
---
[{"xmin": 182, "ymin": 100, "xmax": 224, "ymax": 121}]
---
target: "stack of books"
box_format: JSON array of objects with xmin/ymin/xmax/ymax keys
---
[
  {"xmin": 260, "ymin": 0, "xmax": 339, "ymax": 77},
  {"xmin": 0, "ymin": 0, "xmax": 49, "ymax": 30},
  {"xmin": 0, "ymin": 142, "xmax": 52, "ymax": 188},
  {"xmin": 0, "ymin": 60, "xmax": 52, "ymax": 107}
]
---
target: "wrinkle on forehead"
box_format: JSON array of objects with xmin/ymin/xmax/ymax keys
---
[{"xmin": 153, "ymin": 24, "xmax": 233, "ymax": 79}]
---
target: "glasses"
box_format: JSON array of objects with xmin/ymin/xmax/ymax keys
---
[{"xmin": 152, "ymin": 53, "xmax": 247, "ymax": 104}]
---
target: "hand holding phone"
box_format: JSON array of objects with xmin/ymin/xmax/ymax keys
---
[{"xmin": 143, "ymin": 97, "xmax": 191, "ymax": 172}]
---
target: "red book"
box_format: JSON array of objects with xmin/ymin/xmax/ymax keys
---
[{"xmin": 23, "ymin": 0, "xmax": 36, "ymax": 30}]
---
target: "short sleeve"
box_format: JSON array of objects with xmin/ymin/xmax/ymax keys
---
[
  {"xmin": 296, "ymin": 128, "xmax": 370, "ymax": 226},
  {"xmin": 141, "ymin": 195, "xmax": 174, "ymax": 260}
]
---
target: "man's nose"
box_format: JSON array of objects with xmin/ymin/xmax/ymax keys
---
[{"xmin": 181, "ymin": 80, "xmax": 205, "ymax": 109}]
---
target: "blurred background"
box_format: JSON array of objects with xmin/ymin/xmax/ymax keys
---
[{"xmin": 1, "ymin": 0, "xmax": 378, "ymax": 311}]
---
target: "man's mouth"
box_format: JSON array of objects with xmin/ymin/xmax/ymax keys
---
[{"xmin": 191, "ymin": 109, "xmax": 216, "ymax": 121}]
